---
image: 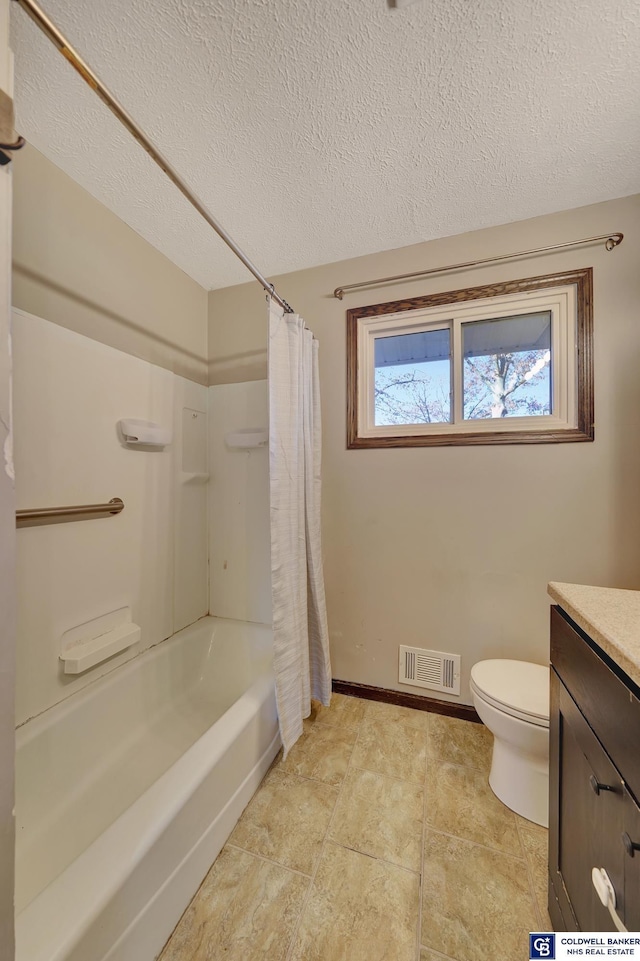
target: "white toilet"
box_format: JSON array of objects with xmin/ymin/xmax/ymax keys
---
[{"xmin": 470, "ymin": 659, "xmax": 550, "ymax": 827}]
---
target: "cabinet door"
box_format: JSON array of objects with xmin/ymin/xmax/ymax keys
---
[
  {"xmin": 550, "ymin": 670, "xmax": 625, "ymax": 930},
  {"xmin": 622, "ymin": 787, "xmax": 640, "ymax": 930}
]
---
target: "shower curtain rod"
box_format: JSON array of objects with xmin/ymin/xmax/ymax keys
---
[
  {"xmin": 12, "ymin": 0, "xmax": 294, "ymax": 313},
  {"xmin": 333, "ymin": 232, "xmax": 624, "ymax": 300}
]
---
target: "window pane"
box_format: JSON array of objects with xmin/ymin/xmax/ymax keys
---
[
  {"xmin": 462, "ymin": 312, "xmax": 552, "ymax": 420},
  {"xmin": 374, "ymin": 328, "xmax": 451, "ymax": 425}
]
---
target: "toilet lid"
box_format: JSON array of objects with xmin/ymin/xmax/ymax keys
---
[{"xmin": 470, "ymin": 659, "xmax": 549, "ymax": 724}]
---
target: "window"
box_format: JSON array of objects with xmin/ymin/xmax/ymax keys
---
[{"xmin": 347, "ymin": 269, "xmax": 593, "ymax": 448}]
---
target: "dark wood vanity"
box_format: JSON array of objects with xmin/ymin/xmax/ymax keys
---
[{"xmin": 549, "ymin": 602, "xmax": 640, "ymax": 931}]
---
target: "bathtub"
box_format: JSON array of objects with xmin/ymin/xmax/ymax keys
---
[{"xmin": 15, "ymin": 616, "xmax": 280, "ymax": 961}]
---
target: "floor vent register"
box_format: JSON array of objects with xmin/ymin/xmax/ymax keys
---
[{"xmin": 399, "ymin": 645, "xmax": 461, "ymax": 696}]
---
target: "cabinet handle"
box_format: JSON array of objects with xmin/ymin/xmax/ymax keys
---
[
  {"xmin": 592, "ymin": 867, "xmax": 628, "ymax": 932},
  {"xmin": 589, "ymin": 775, "xmax": 614, "ymax": 795},
  {"xmin": 622, "ymin": 832, "xmax": 640, "ymax": 858}
]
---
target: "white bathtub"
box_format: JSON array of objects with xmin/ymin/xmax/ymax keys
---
[{"xmin": 15, "ymin": 616, "xmax": 280, "ymax": 961}]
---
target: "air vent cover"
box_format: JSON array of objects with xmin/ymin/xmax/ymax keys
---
[{"xmin": 399, "ymin": 645, "xmax": 461, "ymax": 695}]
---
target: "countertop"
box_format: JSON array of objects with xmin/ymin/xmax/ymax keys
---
[{"xmin": 548, "ymin": 582, "xmax": 640, "ymax": 689}]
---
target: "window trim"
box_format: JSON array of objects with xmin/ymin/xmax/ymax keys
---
[{"xmin": 346, "ymin": 268, "xmax": 593, "ymax": 448}]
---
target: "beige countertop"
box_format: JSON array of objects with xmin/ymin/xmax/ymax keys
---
[{"xmin": 548, "ymin": 582, "xmax": 640, "ymax": 688}]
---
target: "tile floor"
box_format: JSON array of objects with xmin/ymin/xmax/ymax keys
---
[{"xmin": 159, "ymin": 694, "xmax": 550, "ymax": 961}]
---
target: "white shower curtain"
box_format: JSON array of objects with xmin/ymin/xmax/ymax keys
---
[{"xmin": 268, "ymin": 298, "xmax": 332, "ymax": 756}]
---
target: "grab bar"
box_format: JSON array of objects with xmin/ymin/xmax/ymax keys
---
[{"xmin": 16, "ymin": 497, "xmax": 124, "ymax": 527}]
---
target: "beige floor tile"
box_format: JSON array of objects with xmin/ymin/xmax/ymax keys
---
[
  {"xmin": 422, "ymin": 829, "xmax": 537, "ymax": 961},
  {"xmin": 516, "ymin": 815, "xmax": 548, "ymax": 843},
  {"xmin": 428, "ymin": 714, "xmax": 493, "ymax": 773},
  {"xmin": 328, "ymin": 767, "xmax": 424, "ymax": 871},
  {"xmin": 159, "ymin": 846, "xmax": 308, "ymax": 961},
  {"xmin": 351, "ymin": 717, "xmax": 427, "ymax": 783},
  {"xmin": 157, "ymin": 688, "xmax": 552, "ymax": 961},
  {"xmin": 277, "ymin": 721, "xmax": 358, "ymax": 786},
  {"xmin": 229, "ymin": 768, "xmax": 338, "ymax": 875},
  {"xmin": 365, "ymin": 699, "xmax": 431, "ymax": 732},
  {"xmin": 290, "ymin": 841, "xmax": 420, "ymax": 961},
  {"xmin": 518, "ymin": 820, "xmax": 549, "ymax": 924},
  {"xmin": 308, "ymin": 693, "xmax": 367, "ymax": 729},
  {"xmin": 425, "ymin": 761, "xmax": 522, "ymax": 856}
]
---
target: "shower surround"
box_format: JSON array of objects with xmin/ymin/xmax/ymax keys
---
[
  {"xmin": 12, "ymin": 309, "xmax": 209, "ymax": 726},
  {"xmin": 13, "ymin": 310, "xmax": 276, "ymax": 960}
]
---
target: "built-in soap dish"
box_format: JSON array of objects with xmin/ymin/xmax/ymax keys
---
[
  {"xmin": 118, "ymin": 419, "xmax": 172, "ymax": 448},
  {"xmin": 225, "ymin": 428, "xmax": 268, "ymax": 449},
  {"xmin": 59, "ymin": 607, "xmax": 141, "ymax": 674}
]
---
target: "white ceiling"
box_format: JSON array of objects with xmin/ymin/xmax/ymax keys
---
[{"xmin": 10, "ymin": 0, "xmax": 640, "ymax": 291}]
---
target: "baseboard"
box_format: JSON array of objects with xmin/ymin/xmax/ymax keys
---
[{"xmin": 332, "ymin": 679, "xmax": 480, "ymax": 723}]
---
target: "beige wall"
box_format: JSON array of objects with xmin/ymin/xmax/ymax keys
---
[
  {"xmin": 208, "ymin": 194, "xmax": 640, "ymax": 704},
  {"xmin": 13, "ymin": 145, "xmax": 208, "ymax": 384}
]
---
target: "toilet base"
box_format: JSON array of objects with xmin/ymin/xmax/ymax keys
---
[{"xmin": 489, "ymin": 736, "xmax": 549, "ymax": 827}]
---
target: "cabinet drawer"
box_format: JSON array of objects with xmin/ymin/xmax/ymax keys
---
[
  {"xmin": 550, "ymin": 670, "xmax": 625, "ymax": 930},
  {"xmin": 551, "ymin": 606, "xmax": 640, "ymax": 800}
]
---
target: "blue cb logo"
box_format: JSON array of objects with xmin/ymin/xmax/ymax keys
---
[{"xmin": 530, "ymin": 933, "xmax": 555, "ymax": 959}]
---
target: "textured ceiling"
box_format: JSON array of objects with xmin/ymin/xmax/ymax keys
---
[{"xmin": 10, "ymin": 0, "xmax": 640, "ymax": 291}]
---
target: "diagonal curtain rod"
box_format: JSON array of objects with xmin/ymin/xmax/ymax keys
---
[
  {"xmin": 333, "ymin": 231, "xmax": 624, "ymax": 300},
  {"xmin": 12, "ymin": 0, "xmax": 294, "ymax": 313}
]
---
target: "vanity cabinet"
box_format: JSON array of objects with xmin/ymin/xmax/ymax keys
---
[{"xmin": 549, "ymin": 605, "xmax": 640, "ymax": 931}]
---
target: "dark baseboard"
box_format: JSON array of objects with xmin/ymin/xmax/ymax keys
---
[{"xmin": 332, "ymin": 679, "xmax": 481, "ymax": 723}]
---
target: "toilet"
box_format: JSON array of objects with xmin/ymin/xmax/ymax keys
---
[{"xmin": 470, "ymin": 659, "xmax": 550, "ymax": 827}]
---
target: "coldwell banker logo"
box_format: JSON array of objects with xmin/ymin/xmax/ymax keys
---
[{"xmin": 530, "ymin": 933, "xmax": 556, "ymax": 959}]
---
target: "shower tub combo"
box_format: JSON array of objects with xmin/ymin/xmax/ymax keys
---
[{"xmin": 15, "ymin": 616, "xmax": 279, "ymax": 961}]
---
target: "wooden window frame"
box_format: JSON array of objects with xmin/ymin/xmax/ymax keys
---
[{"xmin": 346, "ymin": 268, "xmax": 594, "ymax": 448}]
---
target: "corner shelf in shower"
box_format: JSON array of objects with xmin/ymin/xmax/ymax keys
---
[{"xmin": 224, "ymin": 428, "xmax": 268, "ymax": 449}]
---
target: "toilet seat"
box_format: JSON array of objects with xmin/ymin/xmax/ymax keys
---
[{"xmin": 470, "ymin": 659, "xmax": 549, "ymax": 728}]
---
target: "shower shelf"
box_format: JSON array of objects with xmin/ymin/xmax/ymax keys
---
[
  {"xmin": 180, "ymin": 472, "xmax": 209, "ymax": 484},
  {"xmin": 225, "ymin": 428, "xmax": 268, "ymax": 449}
]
